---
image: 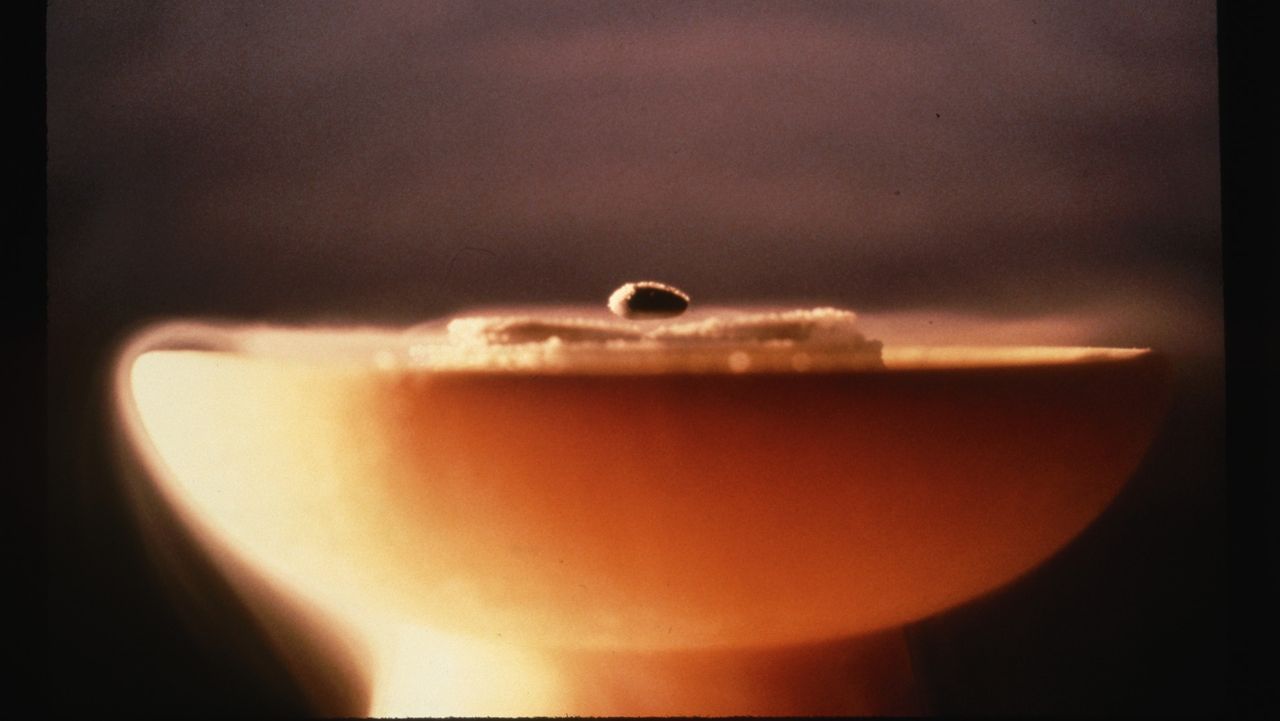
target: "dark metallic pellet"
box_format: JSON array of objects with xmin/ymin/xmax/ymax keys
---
[{"xmin": 607, "ymin": 281, "xmax": 690, "ymax": 319}]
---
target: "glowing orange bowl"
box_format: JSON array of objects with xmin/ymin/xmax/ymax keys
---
[{"xmin": 119, "ymin": 322, "xmax": 1169, "ymax": 652}]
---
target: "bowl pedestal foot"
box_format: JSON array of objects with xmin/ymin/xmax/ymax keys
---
[{"xmin": 366, "ymin": 624, "xmax": 925, "ymax": 717}]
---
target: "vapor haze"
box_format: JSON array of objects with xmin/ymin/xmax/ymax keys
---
[{"xmin": 48, "ymin": 1, "xmax": 1220, "ymax": 354}]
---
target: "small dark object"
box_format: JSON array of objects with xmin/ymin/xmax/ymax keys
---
[{"xmin": 608, "ymin": 281, "xmax": 690, "ymax": 319}]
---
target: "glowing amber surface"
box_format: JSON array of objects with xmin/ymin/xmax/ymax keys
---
[{"xmin": 124, "ymin": 326, "xmax": 1167, "ymax": 654}]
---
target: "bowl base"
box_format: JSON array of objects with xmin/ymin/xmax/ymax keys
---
[{"xmin": 368, "ymin": 624, "xmax": 924, "ymax": 717}]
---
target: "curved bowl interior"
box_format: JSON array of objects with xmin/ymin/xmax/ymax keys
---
[{"xmin": 120, "ymin": 323, "xmax": 1169, "ymax": 650}]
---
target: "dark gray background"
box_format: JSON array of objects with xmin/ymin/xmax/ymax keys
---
[{"xmin": 46, "ymin": 1, "xmax": 1227, "ymax": 714}]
